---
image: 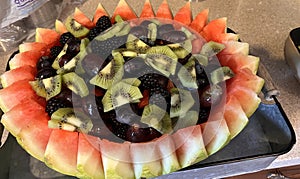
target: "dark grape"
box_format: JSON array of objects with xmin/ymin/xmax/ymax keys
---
[
  {"xmin": 140, "ymin": 20, "xmax": 152, "ymax": 27},
  {"xmin": 157, "ymin": 24, "xmax": 175, "ymax": 38},
  {"xmin": 81, "ymin": 53, "xmax": 106, "ymax": 77},
  {"xmin": 161, "ymin": 30, "xmax": 187, "ymax": 43},
  {"xmin": 36, "ymin": 56, "xmax": 54, "ymax": 71},
  {"xmin": 126, "ymin": 124, "xmax": 162, "ymax": 143},
  {"xmin": 129, "ymin": 26, "xmax": 148, "ymax": 38},
  {"xmin": 35, "ymin": 68, "xmax": 56, "ymax": 79},
  {"xmin": 200, "ymin": 85, "xmax": 223, "ymax": 108},
  {"xmin": 66, "ymin": 38, "xmax": 81, "ymax": 55},
  {"xmin": 58, "ymin": 53, "xmax": 73, "ymax": 67}
]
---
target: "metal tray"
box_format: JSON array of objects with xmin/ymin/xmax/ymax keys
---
[{"xmin": 0, "ymin": 45, "xmax": 296, "ymax": 179}]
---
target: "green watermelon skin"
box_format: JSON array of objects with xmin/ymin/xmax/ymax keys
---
[
  {"xmin": 77, "ymin": 133, "xmax": 105, "ymax": 179},
  {"xmin": 44, "ymin": 129, "xmax": 80, "ymax": 177}
]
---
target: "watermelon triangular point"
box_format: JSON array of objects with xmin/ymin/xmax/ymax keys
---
[
  {"xmin": 35, "ymin": 28, "xmax": 60, "ymax": 47},
  {"xmin": 201, "ymin": 17, "xmax": 228, "ymax": 42},
  {"xmin": 156, "ymin": 0, "xmax": 173, "ymax": 20},
  {"xmin": 0, "ymin": 65, "xmax": 36, "ymax": 88},
  {"xmin": 93, "ymin": 3, "xmax": 109, "ymax": 24},
  {"xmin": 74, "ymin": 7, "xmax": 95, "ymax": 29},
  {"xmin": 140, "ymin": 0, "xmax": 155, "ymax": 18},
  {"xmin": 19, "ymin": 42, "xmax": 49, "ymax": 55},
  {"xmin": 174, "ymin": 1, "xmax": 192, "ymax": 26},
  {"xmin": 111, "ymin": 0, "xmax": 137, "ymax": 23},
  {"xmin": 189, "ymin": 9, "xmax": 209, "ymax": 33},
  {"xmin": 9, "ymin": 51, "xmax": 43, "ymax": 70},
  {"xmin": 55, "ymin": 19, "xmax": 68, "ymax": 34}
]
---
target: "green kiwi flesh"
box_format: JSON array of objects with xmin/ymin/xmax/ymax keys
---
[
  {"xmin": 62, "ymin": 72, "xmax": 89, "ymax": 97},
  {"xmin": 126, "ymin": 34, "xmax": 150, "ymax": 53},
  {"xmin": 65, "ymin": 16, "xmax": 90, "ymax": 38},
  {"xmin": 102, "ymin": 81, "xmax": 143, "ymax": 112},
  {"xmin": 52, "ymin": 44, "xmax": 68, "ymax": 70},
  {"xmin": 178, "ymin": 57, "xmax": 198, "ymax": 88},
  {"xmin": 57, "ymin": 38, "xmax": 89, "ymax": 74},
  {"xmin": 200, "ymin": 41, "xmax": 225, "ymax": 57},
  {"xmin": 210, "ymin": 66, "xmax": 235, "ymax": 85},
  {"xmin": 169, "ymin": 88, "xmax": 195, "ymax": 118},
  {"xmin": 140, "ymin": 104, "xmax": 172, "ymax": 134},
  {"xmin": 145, "ymin": 46, "xmax": 178, "ymax": 76},
  {"xmin": 42, "ymin": 75, "xmax": 62, "ymax": 100},
  {"xmin": 50, "ymin": 107, "xmax": 93, "ymax": 133},
  {"xmin": 89, "ymin": 51, "xmax": 124, "ymax": 89},
  {"xmin": 29, "ymin": 80, "xmax": 47, "ymax": 98}
]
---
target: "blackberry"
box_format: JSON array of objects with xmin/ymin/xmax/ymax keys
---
[
  {"xmin": 90, "ymin": 35, "xmax": 127, "ymax": 58},
  {"xmin": 50, "ymin": 46, "xmax": 63, "ymax": 58},
  {"xmin": 139, "ymin": 73, "xmax": 169, "ymax": 91},
  {"xmin": 45, "ymin": 98, "xmax": 72, "ymax": 116},
  {"xmin": 59, "ymin": 32, "xmax": 75, "ymax": 46},
  {"xmin": 95, "ymin": 16, "xmax": 112, "ymax": 32},
  {"xmin": 88, "ymin": 27, "xmax": 101, "ymax": 41}
]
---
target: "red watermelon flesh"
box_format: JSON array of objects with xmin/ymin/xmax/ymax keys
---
[
  {"xmin": 218, "ymin": 53, "xmax": 259, "ymax": 74},
  {"xmin": 0, "ymin": 98, "xmax": 47, "ymax": 137},
  {"xmin": 0, "ymin": 80, "xmax": 41, "ymax": 112},
  {"xmin": 16, "ymin": 113, "xmax": 52, "ymax": 161},
  {"xmin": 111, "ymin": 0, "xmax": 137, "ymax": 23},
  {"xmin": 55, "ymin": 19, "xmax": 68, "ymax": 34},
  {"xmin": 35, "ymin": 28, "xmax": 60, "ymax": 47},
  {"xmin": 189, "ymin": 9, "xmax": 209, "ymax": 33},
  {"xmin": 0, "ymin": 65, "xmax": 36, "ymax": 88},
  {"xmin": 227, "ymin": 68, "xmax": 265, "ymax": 94},
  {"xmin": 224, "ymin": 95, "xmax": 249, "ymax": 139},
  {"xmin": 174, "ymin": 2, "xmax": 192, "ymax": 26},
  {"xmin": 201, "ymin": 17, "xmax": 227, "ymax": 42},
  {"xmin": 74, "ymin": 8, "xmax": 95, "ymax": 29},
  {"xmin": 9, "ymin": 51, "xmax": 42, "ymax": 70},
  {"xmin": 227, "ymin": 85, "xmax": 261, "ymax": 117},
  {"xmin": 140, "ymin": 0, "xmax": 155, "ymax": 18},
  {"xmin": 100, "ymin": 140, "xmax": 134, "ymax": 179},
  {"xmin": 130, "ymin": 141, "xmax": 162, "ymax": 179},
  {"xmin": 155, "ymin": 134, "xmax": 180, "ymax": 174},
  {"xmin": 19, "ymin": 42, "xmax": 49, "ymax": 55},
  {"xmin": 156, "ymin": 0, "xmax": 173, "ymax": 20},
  {"xmin": 93, "ymin": 3, "xmax": 109, "ymax": 24},
  {"xmin": 172, "ymin": 125, "xmax": 208, "ymax": 168},
  {"xmin": 219, "ymin": 41, "xmax": 250, "ymax": 56},
  {"xmin": 77, "ymin": 133, "xmax": 104, "ymax": 179},
  {"xmin": 44, "ymin": 129, "xmax": 80, "ymax": 177}
]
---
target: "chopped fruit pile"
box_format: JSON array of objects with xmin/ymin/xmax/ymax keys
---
[{"xmin": 0, "ymin": 0, "xmax": 265, "ymax": 178}]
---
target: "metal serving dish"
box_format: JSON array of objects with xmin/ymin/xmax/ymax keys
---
[
  {"xmin": 0, "ymin": 33, "xmax": 296, "ymax": 178},
  {"xmin": 285, "ymin": 27, "xmax": 300, "ymax": 83}
]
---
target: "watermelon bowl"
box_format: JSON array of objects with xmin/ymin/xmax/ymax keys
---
[{"xmin": 0, "ymin": 0, "xmax": 296, "ymax": 178}]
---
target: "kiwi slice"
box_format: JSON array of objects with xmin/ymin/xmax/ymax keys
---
[
  {"xmin": 50, "ymin": 108, "xmax": 93, "ymax": 133},
  {"xmin": 126, "ymin": 34, "xmax": 150, "ymax": 53},
  {"xmin": 194, "ymin": 54, "xmax": 208, "ymax": 66},
  {"xmin": 116, "ymin": 23, "xmax": 131, "ymax": 37},
  {"xmin": 57, "ymin": 38, "xmax": 89, "ymax": 74},
  {"xmin": 42, "ymin": 75, "xmax": 62, "ymax": 100},
  {"xmin": 65, "ymin": 16, "xmax": 90, "ymax": 38},
  {"xmin": 147, "ymin": 23, "xmax": 157, "ymax": 42},
  {"xmin": 178, "ymin": 57, "xmax": 198, "ymax": 88},
  {"xmin": 102, "ymin": 81, "xmax": 143, "ymax": 112},
  {"xmin": 145, "ymin": 46, "xmax": 178, "ymax": 76},
  {"xmin": 89, "ymin": 51, "xmax": 124, "ymax": 89},
  {"xmin": 210, "ymin": 66, "xmax": 235, "ymax": 85},
  {"xmin": 62, "ymin": 72, "xmax": 89, "ymax": 97},
  {"xmin": 112, "ymin": 48, "xmax": 138, "ymax": 58},
  {"xmin": 95, "ymin": 22, "xmax": 125, "ymax": 41},
  {"xmin": 172, "ymin": 111, "xmax": 198, "ymax": 131},
  {"xmin": 140, "ymin": 104, "xmax": 172, "ymax": 134},
  {"xmin": 200, "ymin": 41, "xmax": 225, "ymax": 57},
  {"xmin": 169, "ymin": 88, "xmax": 195, "ymax": 118},
  {"xmin": 121, "ymin": 78, "xmax": 141, "ymax": 87},
  {"xmin": 48, "ymin": 119, "xmax": 77, "ymax": 132},
  {"xmin": 167, "ymin": 39, "xmax": 192, "ymax": 59},
  {"xmin": 52, "ymin": 44, "xmax": 68, "ymax": 70},
  {"xmin": 29, "ymin": 80, "xmax": 47, "ymax": 98}
]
